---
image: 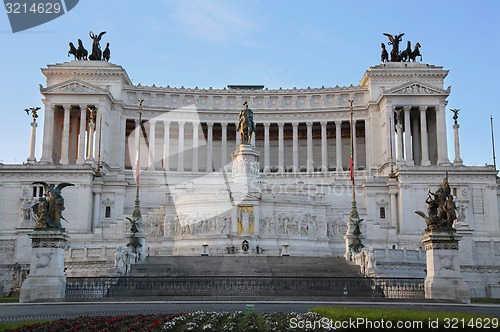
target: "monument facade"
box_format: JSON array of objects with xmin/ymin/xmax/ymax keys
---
[{"xmin": 0, "ymin": 50, "xmax": 499, "ymax": 298}]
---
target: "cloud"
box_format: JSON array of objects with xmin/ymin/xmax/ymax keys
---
[{"xmin": 168, "ymin": 0, "xmax": 259, "ymax": 44}]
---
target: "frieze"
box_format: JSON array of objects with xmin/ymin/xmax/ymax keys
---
[
  {"xmin": 423, "ymin": 241, "xmax": 459, "ymax": 251},
  {"xmin": 43, "ymin": 80, "xmax": 107, "ymax": 95},
  {"xmin": 0, "ymin": 239, "xmax": 16, "ymax": 246},
  {"xmin": 32, "ymin": 240, "xmax": 67, "ymax": 249}
]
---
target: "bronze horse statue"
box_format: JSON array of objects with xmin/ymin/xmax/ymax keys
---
[
  {"xmin": 399, "ymin": 41, "xmax": 412, "ymax": 62},
  {"xmin": 68, "ymin": 42, "xmax": 77, "ymax": 60},
  {"xmin": 237, "ymin": 101, "xmax": 255, "ymax": 144},
  {"xmin": 76, "ymin": 39, "xmax": 88, "ymax": 60},
  {"xmin": 381, "ymin": 43, "xmax": 389, "ymax": 62},
  {"xmin": 409, "ymin": 43, "xmax": 422, "ymax": 62}
]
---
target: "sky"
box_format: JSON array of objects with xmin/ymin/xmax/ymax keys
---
[{"xmin": 0, "ymin": 0, "xmax": 499, "ymax": 166}]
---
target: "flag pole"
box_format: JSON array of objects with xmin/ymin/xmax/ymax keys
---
[
  {"xmin": 491, "ymin": 115, "xmax": 496, "ymax": 170},
  {"xmin": 344, "ymin": 99, "xmax": 364, "ymax": 259},
  {"xmin": 133, "ymin": 99, "xmax": 144, "ymax": 217}
]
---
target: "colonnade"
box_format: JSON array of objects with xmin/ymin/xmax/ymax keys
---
[
  {"xmin": 40, "ymin": 104, "xmax": 97, "ymax": 165},
  {"xmin": 388, "ymin": 105, "xmax": 449, "ymax": 166},
  {"xmin": 125, "ymin": 118, "xmax": 367, "ymax": 174}
]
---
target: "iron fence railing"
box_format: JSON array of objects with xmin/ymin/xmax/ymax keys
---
[{"xmin": 65, "ymin": 276, "xmax": 424, "ymax": 299}]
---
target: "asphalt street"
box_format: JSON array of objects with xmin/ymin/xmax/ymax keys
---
[{"xmin": 1, "ymin": 301, "xmax": 499, "ymax": 323}]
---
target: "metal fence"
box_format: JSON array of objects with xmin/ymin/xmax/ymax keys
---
[{"xmin": 65, "ymin": 276, "xmax": 424, "ymax": 299}]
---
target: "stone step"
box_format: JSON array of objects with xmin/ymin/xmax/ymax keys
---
[{"xmin": 131, "ymin": 255, "xmax": 362, "ymax": 277}]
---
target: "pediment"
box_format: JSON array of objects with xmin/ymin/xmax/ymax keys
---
[
  {"xmin": 41, "ymin": 80, "xmax": 107, "ymax": 95},
  {"xmin": 384, "ymin": 81, "xmax": 449, "ymax": 96}
]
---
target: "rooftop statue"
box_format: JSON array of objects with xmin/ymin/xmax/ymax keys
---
[
  {"xmin": 89, "ymin": 31, "xmax": 106, "ymax": 61},
  {"xmin": 415, "ymin": 173, "xmax": 457, "ymax": 233},
  {"xmin": 31, "ymin": 182, "xmax": 74, "ymax": 229},
  {"xmin": 381, "ymin": 33, "xmax": 422, "ymax": 63},
  {"xmin": 237, "ymin": 101, "xmax": 255, "ymax": 144},
  {"xmin": 383, "ymin": 33, "xmax": 404, "ymax": 62}
]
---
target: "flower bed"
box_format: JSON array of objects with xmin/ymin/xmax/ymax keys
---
[{"xmin": 6, "ymin": 311, "xmax": 333, "ymax": 332}]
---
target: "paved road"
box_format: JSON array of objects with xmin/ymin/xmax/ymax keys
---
[{"xmin": 1, "ymin": 301, "xmax": 499, "ymax": 323}]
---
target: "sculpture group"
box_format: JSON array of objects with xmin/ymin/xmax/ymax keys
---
[
  {"xmin": 415, "ymin": 173, "xmax": 457, "ymax": 232},
  {"xmin": 68, "ymin": 31, "xmax": 110, "ymax": 62},
  {"xmin": 381, "ymin": 33, "xmax": 422, "ymax": 63},
  {"xmin": 31, "ymin": 182, "xmax": 74, "ymax": 229}
]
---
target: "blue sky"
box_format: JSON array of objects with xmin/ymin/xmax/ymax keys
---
[{"xmin": 0, "ymin": 0, "xmax": 499, "ymax": 166}]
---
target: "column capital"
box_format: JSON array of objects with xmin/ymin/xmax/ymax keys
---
[
  {"xmin": 306, "ymin": 121, "xmax": 313, "ymax": 127},
  {"xmin": 335, "ymin": 120, "xmax": 342, "ymax": 126},
  {"xmin": 292, "ymin": 122, "xmax": 299, "ymax": 128},
  {"xmin": 277, "ymin": 122, "xmax": 284, "ymax": 128},
  {"xmin": 419, "ymin": 106, "xmax": 428, "ymax": 112},
  {"xmin": 220, "ymin": 122, "xmax": 228, "ymax": 128},
  {"xmin": 149, "ymin": 119, "xmax": 156, "ymax": 125},
  {"xmin": 163, "ymin": 120, "xmax": 171, "ymax": 126},
  {"xmin": 79, "ymin": 105, "xmax": 87, "ymax": 111},
  {"xmin": 263, "ymin": 122, "xmax": 270, "ymax": 128},
  {"xmin": 178, "ymin": 121, "xmax": 185, "ymax": 126},
  {"xmin": 320, "ymin": 121, "xmax": 328, "ymax": 126},
  {"xmin": 62, "ymin": 104, "xmax": 71, "ymax": 111},
  {"xmin": 403, "ymin": 106, "xmax": 412, "ymax": 111},
  {"xmin": 207, "ymin": 122, "xmax": 214, "ymax": 127}
]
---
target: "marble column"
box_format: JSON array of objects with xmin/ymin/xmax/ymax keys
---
[
  {"xmin": 93, "ymin": 187, "xmax": 102, "ymax": 229},
  {"xmin": 395, "ymin": 109, "xmax": 404, "ymax": 162},
  {"xmin": 206, "ymin": 122, "xmax": 213, "ymax": 173},
  {"xmin": 192, "ymin": 122, "xmax": 199, "ymax": 172},
  {"xmin": 264, "ymin": 123, "xmax": 270, "ymax": 172},
  {"xmin": 86, "ymin": 110, "xmax": 95, "ymax": 162},
  {"xmin": 436, "ymin": 103, "xmax": 451, "ymax": 165},
  {"xmin": 389, "ymin": 184, "xmax": 398, "ymax": 229},
  {"xmin": 177, "ymin": 121, "xmax": 185, "ymax": 172},
  {"xmin": 387, "ymin": 108, "xmax": 396, "ymax": 164},
  {"xmin": 236, "ymin": 127, "xmax": 241, "ymax": 146},
  {"xmin": 321, "ymin": 121, "xmax": 328, "ymax": 172},
  {"xmin": 403, "ymin": 106, "xmax": 414, "ymax": 165},
  {"xmin": 335, "ymin": 121, "xmax": 343, "ymax": 172},
  {"xmin": 221, "ymin": 122, "xmax": 228, "ymax": 169},
  {"xmin": 453, "ymin": 122, "xmax": 463, "ymax": 165},
  {"xmin": 278, "ymin": 122, "xmax": 284, "ymax": 172},
  {"xmin": 148, "ymin": 120, "xmax": 156, "ymax": 170},
  {"xmin": 292, "ymin": 122, "xmax": 299, "ymax": 172},
  {"xmin": 411, "ymin": 112, "xmax": 421, "ymax": 165},
  {"xmin": 76, "ymin": 105, "xmax": 87, "ymax": 165},
  {"xmin": 306, "ymin": 122, "xmax": 313, "ymax": 172},
  {"xmin": 40, "ymin": 104, "xmax": 55, "ymax": 164},
  {"xmin": 419, "ymin": 107, "xmax": 431, "ymax": 166},
  {"xmin": 27, "ymin": 119, "xmax": 38, "ymax": 164},
  {"xmin": 60, "ymin": 105, "xmax": 71, "ymax": 165},
  {"xmin": 163, "ymin": 121, "xmax": 170, "ymax": 171}
]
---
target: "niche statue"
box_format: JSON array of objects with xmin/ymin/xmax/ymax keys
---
[
  {"xmin": 415, "ymin": 173, "xmax": 457, "ymax": 233},
  {"xmin": 31, "ymin": 182, "xmax": 74, "ymax": 229}
]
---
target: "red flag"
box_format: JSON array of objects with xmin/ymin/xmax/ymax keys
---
[{"xmin": 350, "ymin": 155, "xmax": 354, "ymax": 183}]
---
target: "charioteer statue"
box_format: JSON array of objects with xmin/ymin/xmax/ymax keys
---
[{"xmin": 415, "ymin": 173, "xmax": 457, "ymax": 233}]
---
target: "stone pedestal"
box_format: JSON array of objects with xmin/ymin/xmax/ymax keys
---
[
  {"xmin": 232, "ymin": 143, "xmax": 260, "ymax": 189},
  {"xmin": 20, "ymin": 229, "xmax": 69, "ymax": 303},
  {"xmin": 421, "ymin": 231, "xmax": 470, "ymax": 303},
  {"xmin": 231, "ymin": 144, "xmax": 261, "ymax": 238}
]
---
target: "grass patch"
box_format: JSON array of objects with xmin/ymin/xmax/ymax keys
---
[
  {"xmin": 471, "ymin": 298, "xmax": 500, "ymax": 304},
  {"xmin": 0, "ymin": 298, "xmax": 19, "ymax": 303},
  {"xmin": 311, "ymin": 306, "xmax": 498, "ymax": 331}
]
